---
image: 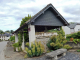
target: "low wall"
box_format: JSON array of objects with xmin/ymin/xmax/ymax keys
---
[
  {"xmin": 35, "ymin": 32, "xmax": 57, "ymax": 37},
  {"xmin": 36, "ymin": 32, "xmax": 57, "ymax": 52},
  {"xmin": 66, "ymin": 41, "xmax": 80, "ymax": 49}
]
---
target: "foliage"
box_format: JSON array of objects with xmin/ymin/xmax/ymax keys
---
[
  {"xmin": 24, "ymin": 54, "xmax": 28, "ymax": 58},
  {"xmin": 0, "ymin": 30, "xmax": 4, "ymax": 34},
  {"xmin": 26, "ymin": 42, "xmax": 29, "ymax": 46},
  {"xmin": 50, "ymin": 35, "xmax": 57, "ymax": 43},
  {"xmin": 19, "ymin": 14, "xmax": 32, "ymax": 43},
  {"xmin": 5, "ymin": 30, "xmax": 14, "ymax": 33},
  {"xmin": 47, "ymin": 27, "xmax": 71, "ymax": 50},
  {"xmin": 10, "ymin": 36, "xmax": 15, "ymax": 42},
  {"xmin": 73, "ymin": 39, "xmax": 80, "ymax": 44},
  {"xmin": 63, "ymin": 44, "xmax": 72, "ymax": 49},
  {"xmin": 47, "ymin": 29, "xmax": 58, "ymax": 32},
  {"xmin": 25, "ymin": 41, "xmax": 44, "ymax": 57},
  {"xmin": 13, "ymin": 42, "xmax": 20, "ymax": 47},
  {"xmin": 66, "ymin": 32, "xmax": 80, "ymax": 41},
  {"xmin": 20, "ymin": 14, "xmax": 31, "ymax": 26},
  {"xmin": 47, "ymin": 50, "xmax": 50, "ymax": 53},
  {"xmin": 77, "ymin": 49, "xmax": 80, "ymax": 52}
]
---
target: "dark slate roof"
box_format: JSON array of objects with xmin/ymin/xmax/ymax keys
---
[
  {"xmin": 14, "ymin": 3, "xmax": 69, "ymax": 33},
  {"xmin": 68, "ymin": 23, "xmax": 77, "ymax": 29},
  {"xmin": 0, "ymin": 33, "xmax": 12, "ymax": 36}
]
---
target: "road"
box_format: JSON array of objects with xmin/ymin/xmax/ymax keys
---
[
  {"xmin": 0, "ymin": 41, "xmax": 8, "ymax": 60},
  {"xmin": 0, "ymin": 41, "xmax": 7, "ymax": 54}
]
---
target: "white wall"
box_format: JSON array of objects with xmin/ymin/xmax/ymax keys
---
[
  {"xmin": 28, "ymin": 24, "xmax": 35, "ymax": 47},
  {"xmin": 0, "ymin": 36, "xmax": 10, "ymax": 40},
  {"xmin": 74, "ymin": 25, "xmax": 80, "ymax": 32},
  {"xmin": 62, "ymin": 26, "xmax": 71, "ymax": 35}
]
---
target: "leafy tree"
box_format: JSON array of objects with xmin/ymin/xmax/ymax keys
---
[
  {"xmin": 20, "ymin": 14, "xmax": 31, "ymax": 27},
  {"xmin": 0, "ymin": 30, "xmax": 4, "ymax": 34},
  {"xmin": 5, "ymin": 30, "xmax": 10, "ymax": 33},
  {"xmin": 10, "ymin": 30, "xmax": 14, "ymax": 33},
  {"xmin": 19, "ymin": 14, "xmax": 32, "ymax": 42}
]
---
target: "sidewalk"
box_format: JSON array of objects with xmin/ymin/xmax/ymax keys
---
[{"xmin": 3, "ymin": 46, "xmax": 25, "ymax": 60}]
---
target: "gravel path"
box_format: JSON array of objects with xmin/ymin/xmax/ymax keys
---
[{"xmin": 58, "ymin": 52, "xmax": 80, "ymax": 60}]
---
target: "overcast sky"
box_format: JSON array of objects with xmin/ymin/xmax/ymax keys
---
[{"xmin": 0, "ymin": 0, "xmax": 80, "ymax": 31}]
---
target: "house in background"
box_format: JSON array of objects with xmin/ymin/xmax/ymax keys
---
[
  {"xmin": 0, "ymin": 33, "xmax": 12, "ymax": 40},
  {"xmin": 62, "ymin": 23, "xmax": 80, "ymax": 35}
]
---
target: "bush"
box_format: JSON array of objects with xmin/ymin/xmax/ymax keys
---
[
  {"xmin": 63, "ymin": 44, "xmax": 72, "ymax": 49},
  {"xmin": 66, "ymin": 31, "xmax": 80, "ymax": 41},
  {"xmin": 50, "ymin": 35, "xmax": 57, "ymax": 43},
  {"xmin": 26, "ymin": 42, "xmax": 29, "ymax": 47},
  {"xmin": 77, "ymin": 49, "xmax": 80, "ymax": 52},
  {"xmin": 25, "ymin": 41, "xmax": 45, "ymax": 57},
  {"xmin": 47, "ymin": 27, "xmax": 70, "ymax": 50},
  {"xmin": 73, "ymin": 39, "xmax": 80, "ymax": 44},
  {"xmin": 13, "ymin": 42, "xmax": 20, "ymax": 47},
  {"xmin": 10, "ymin": 36, "xmax": 15, "ymax": 42}
]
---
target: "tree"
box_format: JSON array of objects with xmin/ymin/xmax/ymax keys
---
[
  {"xmin": 5, "ymin": 30, "xmax": 10, "ymax": 33},
  {"xmin": 10, "ymin": 30, "xmax": 14, "ymax": 33},
  {"xmin": 20, "ymin": 14, "xmax": 31, "ymax": 26},
  {"xmin": 0, "ymin": 30, "xmax": 4, "ymax": 34},
  {"xmin": 19, "ymin": 14, "xmax": 32, "ymax": 42}
]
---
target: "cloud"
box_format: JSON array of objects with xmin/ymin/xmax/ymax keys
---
[{"xmin": 0, "ymin": 0, "xmax": 80, "ymax": 31}]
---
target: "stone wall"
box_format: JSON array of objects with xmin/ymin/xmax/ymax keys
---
[
  {"xmin": 66, "ymin": 41, "xmax": 80, "ymax": 49},
  {"xmin": 36, "ymin": 37, "xmax": 50, "ymax": 52},
  {"xmin": 36, "ymin": 32, "xmax": 57, "ymax": 52}
]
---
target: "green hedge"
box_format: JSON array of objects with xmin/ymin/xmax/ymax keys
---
[{"xmin": 66, "ymin": 32, "xmax": 80, "ymax": 39}]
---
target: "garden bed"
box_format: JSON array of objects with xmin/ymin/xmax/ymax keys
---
[{"xmin": 66, "ymin": 41, "xmax": 80, "ymax": 49}]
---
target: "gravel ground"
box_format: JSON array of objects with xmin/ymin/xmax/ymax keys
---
[
  {"xmin": 58, "ymin": 52, "xmax": 80, "ymax": 60},
  {"xmin": 2, "ymin": 45, "xmax": 80, "ymax": 60}
]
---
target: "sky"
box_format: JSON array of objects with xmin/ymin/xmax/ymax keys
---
[{"xmin": 0, "ymin": 0, "xmax": 80, "ymax": 31}]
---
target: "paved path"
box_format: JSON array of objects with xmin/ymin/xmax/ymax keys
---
[{"xmin": 0, "ymin": 41, "xmax": 8, "ymax": 60}]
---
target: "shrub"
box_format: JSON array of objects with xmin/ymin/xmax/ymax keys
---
[
  {"xmin": 63, "ymin": 44, "xmax": 72, "ymax": 49},
  {"xmin": 73, "ymin": 39, "xmax": 80, "ymax": 44},
  {"xmin": 50, "ymin": 35, "xmax": 57, "ymax": 43},
  {"xmin": 24, "ymin": 54, "xmax": 28, "ymax": 58},
  {"xmin": 66, "ymin": 31, "xmax": 80, "ymax": 41},
  {"xmin": 10, "ymin": 36, "xmax": 15, "ymax": 42},
  {"xmin": 77, "ymin": 49, "xmax": 80, "ymax": 52},
  {"xmin": 13, "ymin": 42, "xmax": 19, "ymax": 47},
  {"xmin": 47, "ymin": 27, "xmax": 70, "ymax": 50},
  {"xmin": 25, "ymin": 41, "xmax": 45, "ymax": 57},
  {"xmin": 63, "ymin": 40, "xmax": 67, "ymax": 44},
  {"xmin": 26, "ymin": 42, "xmax": 29, "ymax": 47}
]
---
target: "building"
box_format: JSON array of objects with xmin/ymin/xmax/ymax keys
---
[
  {"xmin": 62, "ymin": 23, "xmax": 80, "ymax": 35},
  {"xmin": 0, "ymin": 33, "xmax": 12, "ymax": 40},
  {"xmin": 13, "ymin": 3, "xmax": 69, "ymax": 51}
]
